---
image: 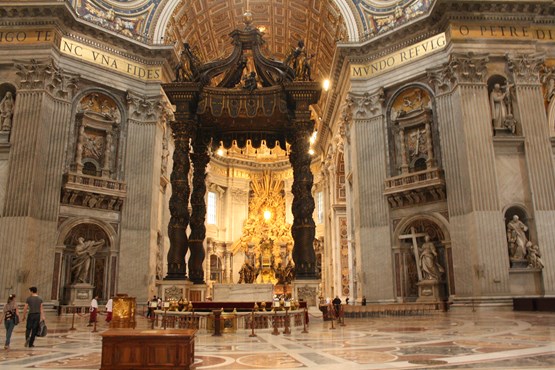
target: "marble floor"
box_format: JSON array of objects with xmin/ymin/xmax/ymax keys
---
[{"xmin": 1, "ymin": 308, "xmax": 555, "ymax": 369}]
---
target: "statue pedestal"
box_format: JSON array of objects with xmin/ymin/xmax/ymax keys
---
[
  {"xmin": 64, "ymin": 283, "xmax": 94, "ymax": 306},
  {"xmin": 0, "ymin": 130, "xmax": 9, "ymax": 143},
  {"xmin": 157, "ymin": 280, "xmax": 207, "ymax": 302},
  {"xmin": 509, "ymin": 268, "xmax": 543, "ymax": 295},
  {"xmin": 292, "ymin": 280, "xmax": 320, "ymax": 307},
  {"xmin": 510, "ymin": 258, "xmax": 528, "ymax": 269},
  {"xmin": 417, "ymin": 280, "xmax": 444, "ymax": 303}
]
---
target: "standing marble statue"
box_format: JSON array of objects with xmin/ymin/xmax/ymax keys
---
[
  {"xmin": 490, "ymin": 83, "xmax": 508, "ymax": 129},
  {"xmin": 0, "ymin": 92, "xmax": 14, "ymax": 131},
  {"xmin": 419, "ymin": 235, "xmax": 444, "ymax": 281},
  {"xmin": 71, "ymin": 237, "xmax": 105, "ymax": 284},
  {"xmin": 506, "ymin": 215, "xmax": 528, "ymax": 260}
]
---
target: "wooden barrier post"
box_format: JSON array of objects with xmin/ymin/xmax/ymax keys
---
[
  {"xmin": 271, "ymin": 310, "xmax": 279, "ymax": 335},
  {"xmin": 283, "ymin": 309, "xmax": 291, "ymax": 335},
  {"xmin": 249, "ymin": 310, "xmax": 257, "ymax": 337}
]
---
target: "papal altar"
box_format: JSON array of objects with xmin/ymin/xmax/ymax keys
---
[{"xmin": 213, "ymin": 283, "xmax": 273, "ymax": 302}]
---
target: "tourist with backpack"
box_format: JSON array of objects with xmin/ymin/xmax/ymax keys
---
[{"xmin": 2, "ymin": 294, "xmax": 20, "ymax": 350}]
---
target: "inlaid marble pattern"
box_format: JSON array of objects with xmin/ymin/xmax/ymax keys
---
[{"xmin": 1, "ymin": 309, "xmax": 555, "ymax": 369}]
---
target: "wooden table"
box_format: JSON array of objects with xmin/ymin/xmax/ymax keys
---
[{"xmin": 100, "ymin": 329, "xmax": 196, "ymax": 370}]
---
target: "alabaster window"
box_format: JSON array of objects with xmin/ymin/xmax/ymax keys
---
[
  {"xmin": 317, "ymin": 191, "xmax": 324, "ymax": 224},
  {"xmin": 207, "ymin": 191, "xmax": 217, "ymax": 225}
]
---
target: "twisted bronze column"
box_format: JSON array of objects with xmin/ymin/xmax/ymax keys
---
[
  {"xmin": 188, "ymin": 132, "xmax": 209, "ymax": 283},
  {"xmin": 289, "ymin": 120, "xmax": 317, "ymax": 279}
]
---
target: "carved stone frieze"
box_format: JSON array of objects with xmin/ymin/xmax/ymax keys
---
[
  {"xmin": 347, "ymin": 88, "xmax": 385, "ymax": 118},
  {"xmin": 506, "ymin": 53, "xmax": 545, "ymax": 85},
  {"xmin": 126, "ymin": 91, "xmax": 164, "ymax": 123},
  {"xmin": 15, "ymin": 59, "xmax": 79, "ymax": 100}
]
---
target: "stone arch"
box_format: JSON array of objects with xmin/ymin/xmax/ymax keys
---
[
  {"xmin": 392, "ymin": 213, "xmax": 452, "ymax": 301},
  {"xmin": 152, "ymin": 0, "xmax": 361, "ymax": 43},
  {"xmin": 55, "ymin": 218, "xmax": 118, "ymax": 303}
]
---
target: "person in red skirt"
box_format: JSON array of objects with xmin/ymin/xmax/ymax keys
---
[{"xmin": 87, "ymin": 296, "xmax": 98, "ymax": 326}]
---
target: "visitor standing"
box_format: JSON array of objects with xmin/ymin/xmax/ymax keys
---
[
  {"xmin": 22, "ymin": 287, "xmax": 44, "ymax": 348},
  {"xmin": 2, "ymin": 294, "xmax": 19, "ymax": 350},
  {"xmin": 332, "ymin": 296, "xmax": 341, "ymax": 317},
  {"xmin": 88, "ymin": 296, "xmax": 98, "ymax": 326},
  {"xmin": 105, "ymin": 297, "xmax": 113, "ymax": 323}
]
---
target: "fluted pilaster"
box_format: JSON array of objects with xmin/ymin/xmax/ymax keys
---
[
  {"xmin": 347, "ymin": 88, "xmax": 393, "ymax": 300},
  {"xmin": 118, "ymin": 92, "xmax": 165, "ymax": 296},
  {"xmin": 428, "ymin": 53, "xmax": 509, "ymax": 298},
  {"xmin": 508, "ymin": 53, "xmax": 555, "ymax": 293},
  {"xmin": 0, "ymin": 59, "xmax": 79, "ymax": 299}
]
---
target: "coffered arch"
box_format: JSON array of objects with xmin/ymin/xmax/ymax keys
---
[{"xmin": 153, "ymin": 0, "xmax": 360, "ymax": 45}]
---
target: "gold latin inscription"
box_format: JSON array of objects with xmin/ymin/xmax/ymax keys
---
[
  {"xmin": 351, "ymin": 33, "xmax": 446, "ymax": 79},
  {"xmin": 451, "ymin": 24, "xmax": 555, "ymax": 41},
  {"xmin": 60, "ymin": 37, "xmax": 161, "ymax": 81},
  {"xmin": 0, "ymin": 29, "xmax": 54, "ymax": 44}
]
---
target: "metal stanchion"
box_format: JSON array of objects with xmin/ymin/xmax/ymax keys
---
[
  {"xmin": 69, "ymin": 305, "xmax": 77, "ymax": 331},
  {"xmin": 249, "ymin": 310, "xmax": 257, "ymax": 337},
  {"xmin": 92, "ymin": 318, "xmax": 98, "ymax": 333},
  {"xmin": 302, "ymin": 307, "xmax": 308, "ymax": 333},
  {"xmin": 340, "ymin": 305, "xmax": 346, "ymax": 327},
  {"xmin": 163, "ymin": 309, "xmax": 168, "ymax": 330}
]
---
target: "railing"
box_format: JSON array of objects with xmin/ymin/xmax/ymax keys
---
[
  {"xmin": 342, "ymin": 302, "xmax": 442, "ymax": 317},
  {"xmin": 63, "ymin": 172, "xmax": 127, "ymax": 193},
  {"xmin": 384, "ymin": 168, "xmax": 444, "ymax": 193}
]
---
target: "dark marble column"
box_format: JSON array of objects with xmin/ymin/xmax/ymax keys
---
[{"xmin": 188, "ymin": 131, "xmax": 209, "ymax": 284}]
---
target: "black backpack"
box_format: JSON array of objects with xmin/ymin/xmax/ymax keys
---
[{"xmin": 4, "ymin": 310, "xmax": 13, "ymax": 321}]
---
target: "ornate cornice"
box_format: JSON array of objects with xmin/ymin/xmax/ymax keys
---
[
  {"xmin": 15, "ymin": 59, "xmax": 79, "ymax": 100},
  {"xmin": 506, "ymin": 53, "xmax": 545, "ymax": 85}
]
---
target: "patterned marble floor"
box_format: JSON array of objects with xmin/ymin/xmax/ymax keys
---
[{"xmin": 1, "ymin": 308, "xmax": 555, "ymax": 369}]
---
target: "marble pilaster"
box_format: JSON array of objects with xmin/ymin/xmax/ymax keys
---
[
  {"xmin": 347, "ymin": 88, "xmax": 394, "ymax": 301},
  {"xmin": 0, "ymin": 59, "xmax": 78, "ymax": 300},
  {"xmin": 428, "ymin": 53, "xmax": 510, "ymax": 299},
  {"xmin": 507, "ymin": 53, "xmax": 555, "ymax": 294},
  {"xmin": 118, "ymin": 91, "xmax": 165, "ymax": 302}
]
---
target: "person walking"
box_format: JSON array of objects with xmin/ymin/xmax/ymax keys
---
[
  {"xmin": 2, "ymin": 294, "xmax": 20, "ymax": 350},
  {"xmin": 105, "ymin": 297, "xmax": 113, "ymax": 324},
  {"xmin": 22, "ymin": 287, "xmax": 44, "ymax": 348},
  {"xmin": 88, "ymin": 296, "xmax": 98, "ymax": 326}
]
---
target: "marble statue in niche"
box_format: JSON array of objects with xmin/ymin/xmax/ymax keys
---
[
  {"xmin": 71, "ymin": 237, "xmax": 105, "ymax": 284},
  {"xmin": 0, "ymin": 91, "xmax": 14, "ymax": 131},
  {"xmin": 506, "ymin": 214, "xmax": 543, "ymax": 269},
  {"xmin": 489, "ymin": 80, "xmax": 517, "ymax": 134},
  {"xmin": 506, "ymin": 215, "xmax": 528, "ymax": 261},
  {"xmin": 418, "ymin": 235, "xmax": 444, "ymax": 281}
]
